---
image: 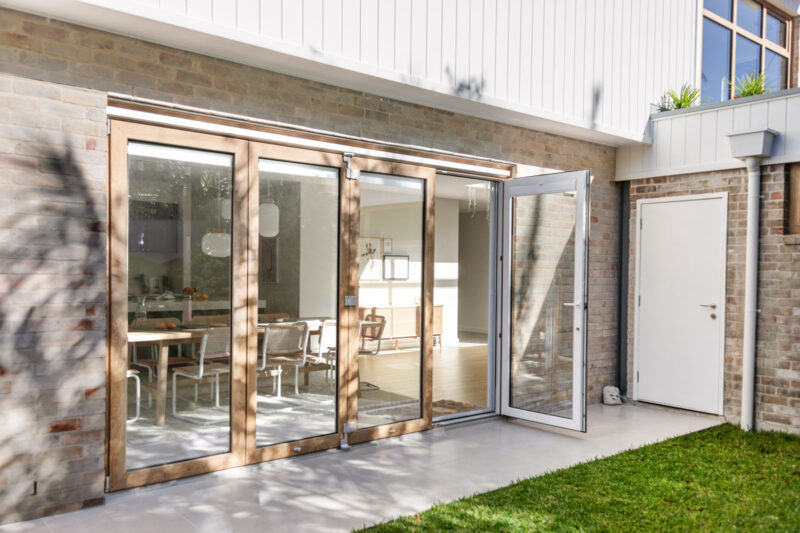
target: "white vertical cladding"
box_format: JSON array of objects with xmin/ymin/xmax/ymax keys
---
[
  {"xmin": 30, "ymin": 0, "xmax": 702, "ymax": 141},
  {"xmin": 616, "ymin": 90, "xmax": 800, "ymax": 181}
]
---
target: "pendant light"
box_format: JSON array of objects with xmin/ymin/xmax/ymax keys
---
[
  {"xmin": 201, "ymin": 174, "xmax": 231, "ymax": 257},
  {"xmin": 220, "ymin": 194, "xmax": 231, "ymax": 220},
  {"xmin": 201, "ymin": 229, "xmax": 231, "ymax": 257},
  {"xmin": 259, "ymin": 171, "xmax": 279, "ymax": 237}
]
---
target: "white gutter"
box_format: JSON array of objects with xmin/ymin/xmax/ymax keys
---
[{"xmin": 728, "ymin": 129, "xmax": 777, "ymax": 431}]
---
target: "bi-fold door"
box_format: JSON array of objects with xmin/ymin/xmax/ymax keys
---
[
  {"xmin": 498, "ymin": 170, "xmax": 590, "ymax": 432},
  {"xmin": 108, "ymin": 121, "xmax": 435, "ymax": 490}
]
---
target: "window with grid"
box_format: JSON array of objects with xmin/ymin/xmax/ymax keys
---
[{"xmin": 702, "ymin": 0, "xmax": 792, "ymax": 103}]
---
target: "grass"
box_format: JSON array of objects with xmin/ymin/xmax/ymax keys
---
[{"xmin": 363, "ymin": 424, "xmax": 800, "ymax": 532}]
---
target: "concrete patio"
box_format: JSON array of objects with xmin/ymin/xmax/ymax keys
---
[{"xmin": 2, "ymin": 403, "xmax": 722, "ymax": 533}]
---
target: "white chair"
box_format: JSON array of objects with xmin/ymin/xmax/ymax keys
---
[
  {"xmin": 316, "ymin": 319, "xmax": 338, "ymax": 386},
  {"xmin": 258, "ymin": 322, "xmax": 309, "ymax": 398},
  {"xmin": 126, "ymin": 369, "xmax": 140, "ymax": 423},
  {"xmin": 359, "ymin": 314, "xmax": 386, "ymax": 355},
  {"xmin": 172, "ymin": 327, "xmax": 230, "ymax": 423}
]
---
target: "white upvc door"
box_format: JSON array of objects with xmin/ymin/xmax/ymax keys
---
[
  {"xmin": 634, "ymin": 194, "xmax": 727, "ymax": 415},
  {"xmin": 499, "ymin": 170, "xmax": 590, "ymax": 431}
]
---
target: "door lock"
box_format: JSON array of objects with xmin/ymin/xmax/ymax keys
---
[
  {"xmin": 710, "ymin": 313, "xmax": 717, "ymax": 319},
  {"xmin": 699, "ymin": 304, "xmax": 717, "ymax": 309}
]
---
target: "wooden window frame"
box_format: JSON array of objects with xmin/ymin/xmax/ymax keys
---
[
  {"xmin": 108, "ymin": 121, "xmax": 249, "ymax": 491},
  {"xmin": 108, "ymin": 119, "xmax": 441, "ymax": 490},
  {"xmin": 702, "ymin": 0, "xmax": 793, "ymax": 99}
]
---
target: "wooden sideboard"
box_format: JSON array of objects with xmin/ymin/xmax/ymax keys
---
[{"xmin": 358, "ymin": 305, "xmax": 443, "ymax": 348}]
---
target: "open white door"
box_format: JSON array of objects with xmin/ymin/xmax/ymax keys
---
[{"xmin": 500, "ymin": 170, "xmax": 589, "ymax": 431}]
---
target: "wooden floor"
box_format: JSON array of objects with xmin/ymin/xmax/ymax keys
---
[{"xmin": 358, "ymin": 337, "xmax": 489, "ymax": 416}]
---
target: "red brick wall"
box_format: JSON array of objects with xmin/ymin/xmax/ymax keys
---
[
  {"xmin": 627, "ymin": 166, "xmax": 800, "ymax": 433},
  {"xmin": 0, "ymin": 74, "xmax": 108, "ymax": 522}
]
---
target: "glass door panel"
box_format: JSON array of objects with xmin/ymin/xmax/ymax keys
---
[
  {"xmin": 356, "ymin": 172, "xmax": 425, "ymax": 428},
  {"xmin": 500, "ymin": 170, "xmax": 589, "ymax": 431},
  {"xmin": 254, "ymin": 158, "xmax": 339, "ymax": 446},
  {"xmin": 432, "ymin": 175, "xmax": 496, "ymax": 420},
  {"xmin": 125, "ymin": 141, "xmax": 234, "ymax": 470}
]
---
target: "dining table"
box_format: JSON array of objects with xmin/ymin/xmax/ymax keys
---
[
  {"xmin": 127, "ymin": 328, "xmax": 207, "ymax": 426},
  {"xmin": 127, "ymin": 318, "xmax": 384, "ymax": 426}
]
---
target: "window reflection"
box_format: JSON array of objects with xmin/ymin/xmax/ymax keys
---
[
  {"xmin": 737, "ymin": 0, "xmax": 762, "ymax": 36},
  {"xmin": 702, "ymin": 18, "xmax": 732, "ymax": 103},
  {"xmin": 126, "ymin": 141, "xmax": 233, "ymax": 471},
  {"xmin": 705, "ymin": 0, "xmax": 732, "ymax": 20},
  {"xmin": 765, "ymin": 49, "xmax": 788, "ymax": 91},
  {"xmin": 765, "ymin": 13, "xmax": 786, "ymax": 47},
  {"xmin": 735, "ymin": 35, "xmax": 761, "ymax": 82}
]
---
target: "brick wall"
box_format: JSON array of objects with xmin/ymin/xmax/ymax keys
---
[
  {"xmin": 627, "ymin": 166, "xmax": 800, "ymax": 434},
  {"xmin": 0, "ymin": 6, "xmax": 619, "ymax": 402},
  {"xmin": 0, "ymin": 6, "xmax": 620, "ymax": 522},
  {"xmin": 0, "ymin": 74, "xmax": 108, "ymax": 522}
]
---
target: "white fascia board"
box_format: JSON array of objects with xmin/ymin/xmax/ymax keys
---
[{"xmin": 4, "ymin": 0, "xmax": 642, "ymax": 147}]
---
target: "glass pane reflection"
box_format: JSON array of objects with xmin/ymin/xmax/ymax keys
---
[
  {"xmin": 357, "ymin": 172, "xmax": 425, "ymax": 428},
  {"xmin": 509, "ymin": 191, "xmax": 577, "ymax": 419},
  {"xmin": 702, "ymin": 18, "xmax": 732, "ymax": 103},
  {"xmin": 255, "ymin": 159, "xmax": 339, "ymax": 447},
  {"xmin": 126, "ymin": 141, "xmax": 233, "ymax": 470}
]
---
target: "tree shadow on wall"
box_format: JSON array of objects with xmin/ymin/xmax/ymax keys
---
[
  {"xmin": 445, "ymin": 67, "xmax": 485, "ymax": 100},
  {"xmin": 0, "ymin": 144, "xmax": 106, "ymax": 524}
]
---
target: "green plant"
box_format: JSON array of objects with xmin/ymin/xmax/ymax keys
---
[
  {"xmin": 655, "ymin": 83, "xmax": 700, "ymax": 111},
  {"xmin": 731, "ymin": 71, "xmax": 768, "ymax": 97}
]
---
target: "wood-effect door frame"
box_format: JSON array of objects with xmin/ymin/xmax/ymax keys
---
[
  {"xmin": 108, "ymin": 123, "xmax": 439, "ymax": 489},
  {"xmin": 346, "ymin": 157, "xmax": 436, "ymax": 445},
  {"xmin": 244, "ymin": 142, "xmax": 347, "ymax": 463},
  {"xmin": 108, "ymin": 121, "xmax": 249, "ymax": 491}
]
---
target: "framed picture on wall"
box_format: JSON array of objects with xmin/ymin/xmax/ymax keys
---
[
  {"xmin": 359, "ymin": 236, "xmax": 382, "ymax": 281},
  {"xmin": 383, "ymin": 255, "xmax": 409, "ymax": 280}
]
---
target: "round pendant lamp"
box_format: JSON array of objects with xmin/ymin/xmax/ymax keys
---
[
  {"xmin": 259, "ymin": 199, "xmax": 280, "ymax": 237},
  {"xmin": 201, "ymin": 229, "xmax": 231, "ymax": 257},
  {"xmin": 220, "ymin": 194, "xmax": 231, "ymax": 221}
]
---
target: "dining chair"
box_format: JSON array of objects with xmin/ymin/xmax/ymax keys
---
[
  {"xmin": 129, "ymin": 317, "xmax": 192, "ymax": 382},
  {"xmin": 171, "ymin": 327, "xmax": 231, "ymax": 423},
  {"xmin": 258, "ymin": 322, "xmax": 309, "ymax": 398},
  {"xmin": 316, "ymin": 319, "xmax": 338, "ymax": 385},
  {"xmin": 359, "ymin": 314, "xmax": 386, "ymax": 355}
]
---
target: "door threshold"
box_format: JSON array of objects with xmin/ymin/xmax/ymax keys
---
[{"xmin": 433, "ymin": 410, "xmax": 499, "ymax": 427}]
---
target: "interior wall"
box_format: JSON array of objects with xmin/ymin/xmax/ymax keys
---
[
  {"xmin": 298, "ymin": 180, "xmax": 338, "ymax": 317},
  {"xmin": 261, "ymin": 181, "xmax": 300, "ymax": 316},
  {"xmin": 458, "ymin": 211, "xmax": 491, "ymax": 335},
  {"xmin": 358, "ymin": 202, "xmax": 423, "ymax": 308},
  {"xmin": 433, "ymin": 198, "xmax": 460, "ymax": 343}
]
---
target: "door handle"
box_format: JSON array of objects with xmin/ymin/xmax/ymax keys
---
[
  {"xmin": 699, "ymin": 304, "xmax": 717, "ymax": 309},
  {"xmin": 563, "ymin": 302, "xmax": 581, "ymax": 308}
]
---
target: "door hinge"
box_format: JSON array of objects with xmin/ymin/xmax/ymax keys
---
[
  {"xmin": 637, "ymin": 371, "xmax": 640, "ymax": 382},
  {"xmin": 344, "ymin": 295, "xmax": 357, "ymax": 307},
  {"xmin": 107, "ymin": 119, "xmax": 111, "ymax": 135},
  {"xmin": 638, "ymin": 295, "xmax": 641, "ymax": 306},
  {"xmin": 105, "ymin": 475, "xmax": 110, "ymax": 492},
  {"xmin": 343, "ymin": 152, "xmax": 359, "ymax": 180},
  {"xmin": 639, "ymin": 216, "xmax": 642, "ymax": 229}
]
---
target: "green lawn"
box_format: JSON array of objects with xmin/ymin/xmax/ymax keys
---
[{"xmin": 363, "ymin": 424, "xmax": 800, "ymax": 532}]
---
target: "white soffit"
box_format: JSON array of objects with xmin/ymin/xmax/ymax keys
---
[{"xmin": 4, "ymin": 0, "xmax": 639, "ymax": 147}]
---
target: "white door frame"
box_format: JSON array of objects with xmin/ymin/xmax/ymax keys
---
[
  {"xmin": 498, "ymin": 170, "xmax": 590, "ymax": 431},
  {"xmin": 632, "ymin": 192, "xmax": 728, "ymax": 415}
]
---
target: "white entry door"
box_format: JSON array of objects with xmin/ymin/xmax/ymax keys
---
[
  {"xmin": 634, "ymin": 194, "xmax": 727, "ymax": 415},
  {"xmin": 500, "ymin": 170, "xmax": 589, "ymax": 431}
]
